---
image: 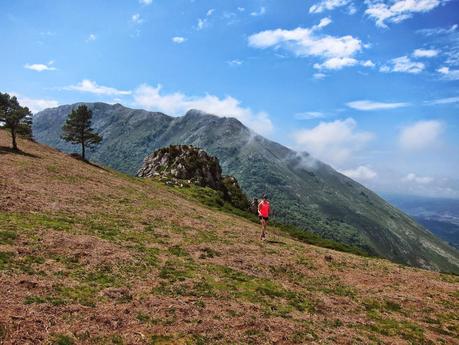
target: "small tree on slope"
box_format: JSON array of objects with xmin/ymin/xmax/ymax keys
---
[
  {"xmin": 0, "ymin": 92, "xmax": 32, "ymax": 151},
  {"xmin": 61, "ymin": 105, "xmax": 102, "ymax": 160}
]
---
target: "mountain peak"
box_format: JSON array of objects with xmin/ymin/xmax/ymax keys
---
[
  {"xmin": 182, "ymin": 109, "xmax": 246, "ymax": 131},
  {"xmin": 184, "ymin": 109, "xmax": 209, "ymax": 118}
]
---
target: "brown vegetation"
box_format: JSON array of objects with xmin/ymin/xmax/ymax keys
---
[{"xmin": 0, "ymin": 130, "xmax": 458, "ymax": 344}]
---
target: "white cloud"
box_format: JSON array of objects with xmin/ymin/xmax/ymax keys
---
[
  {"xmin": 131, "ymin": 13, "xmax": 143, "ymax": 24},
  {"xmin": 437, "ymin": 66, "xmax": 459, "ymax": 80},
  {"xmin": 139, "ymin": 0, "xmax": 152, "ymax": 4},
  {"xmin": 365, "ymin": 0, "xmax": 446, "ymax": 28},
  {"xmin": 172, "ymin": 36, "xmax": 186, "ymax": 44},
  {"xmin": 227, "ymin": 59, "xmax": 243, "ymax": 66},
  {"xmin": 309, "ymin": 0, "xmax": 351, "ymax": 13},
  {"xmin": 418, "ymin": 26, "xmax": 459, "ymax": 66},
  {"xmin": 24, "ymin": 61, "xmax": 56, "ymax": 72},
  {"xmin": 399, "ymin": 120, "xmax": 444, "ymax": 151},
  {"xmin": 248, "ymin": 19, "xmax": 364, "ymax": 70},
  {"xmin": 437, "ymin": 66, "xmax": 449, "ymax": 74},
  {"xmin": 64, "ymin": 79, "xmax": 132, "ymax": 96},
  {"xmin": 347, "ymin": 100, "xmax": 410, "ymax": 110},
  {"xmin": 340, "ymin": 165, "xmax": 378, "ymax": 180},
  {"xmin": 133, "ymin": 84, "xmax": 273, "ymax": 135},
  {"xmin": 417, "ymin": 24, "xmax": 457, "ymax": 36},
  {"xmin": 391, "ymin": 56, "xmax": 425, "ymax": 73},
  {"xmin": 347, "ymin": 4, "xmax": 357, "ymax": 14},
  {"xmin": 361, "ymin": 59, "xmax": 375, "ymax": 67},
  {"xmin": 196, "ymin": 18, "xmax": 207, "ymax": 30},
  {"xmin": 11, "ymin": 93, "xmax": 59, "ymax": 114},
  {"xmin": 313, "ymin": 72, "xmax": 327, "ymax": 79},
  {"xmin": 238, "ymin": 7, "xmax": 245, "ymax": 12},
  {"xmin": 380, "ymin": 56, "xmax": 425, "ymax": 74},
  {"xmin": 250, "ymin": 7, "xmax": 266, "ymax": 16},
  {"xmin": 446, "ymin": 51, "xmax": 459, "ymax": 66},
  {"xmin": 206, "ymin": 8, "xmax": 215, "ymax": 16},
  {"xmin": 86, "ymin": 33, "xmax": 97, "ymax": 42},
  {"xmin": 427, "ymin": 95, "xmax": 459, "ymax": 105},
  {"xmin": 294, "ymin": 111, "xmax": 326, "ymax": 120},
  {"xmin": 403, "ymin": 173, "xmax": 433, "ymax": 184},
  {"xmin": 317, "ymin": 17, "xmax": 332, "ymax": 28},
  {"xmin": 413, "ymin": 48, "xmax": 439, "ymax": 58},
  {"xmin": 222, "ymin": 11, "xmax": 237, "ymax": 22},
  {"xmin": 293, "ymin": 118, "xmax": 373, "ymax": 165},
  {"xmin": 363, "ymin": 169, "xmax": 459, "ymax": 199},
  {"xmin": 314, "ymin": 57, "xmax": 358, "ymax": 70}
]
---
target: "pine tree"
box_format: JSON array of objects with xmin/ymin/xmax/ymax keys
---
[
  {"xmin": 0, "ymin": 92, "xmax": 32, "ymax": 151},
  {"xmin": 61, "ymin": 105, "xmax": 102, "ymax": 160}
]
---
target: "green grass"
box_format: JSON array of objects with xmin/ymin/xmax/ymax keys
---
[
  {"xmin": 83, "ymin": 334, "xmax": 124, "ymax": 345},
  {"xmin": 54, "ymin": 284, "xmax": 99, "ymax": 307},
  {"xmin": 25, "ymin": 283, "xmax": 100, "ymax": 307},
  {"xmin": 205, "ymin": 264, "xmax": 314, "ymax": 315},
  {"xmin": 158, "ymin": 258, "xmax": 195, "ymax": 283},
  {"xmin": 0, "ymin": 251, "xmax": 14, "ymax": 270},
  {"xmin": 363, "ymin": 298, "xmax": 402, "ymax": 313},
  {"xmin": 0, "ymin": 230, "xmax": 17, "ymax": 244},
  {"xmin": 0, "ymin": 213, "xmax": 75, "ymax": 233},
  {"xmin": 168, "ymin": 181, "xmax": 372, "ymax": 258},
  {"xmin": 19, "ymin": 255, "xmax": 46, "ymax": 274},
  {"xmin": 300, "ymin": 275, "xmax": 356, "ymax": 298},
  {"xmin": 0, "ymin": 251, "xmax": 44, "ymax": 275},
  {"xmin": 150, "ymin": 335, "xmax": 173, "ymax": 344},
  {"xmin": 52, "ymin": 334, "xmax": 75, "ymax": 345},
  {"xmin": 272, "ymin": 222, "xmax": 371, "ymax": 257},
  {"xmin": 168, "ymin": 245, "xmax": 189, "ymax": 257},
  {"xmin": 154, "ymin": 254, "xmax": 314, "ymax": 317},
  {"xmin": 0, "ymin": 323, "xmax": 6, "ymax": 342},
  {"xmin": 81, "ymin": 266, "xmax": 122, "ymax": 288},
  {"xmin": 364, "ymin": 315, "xmax": 426, "ymax": 344}
]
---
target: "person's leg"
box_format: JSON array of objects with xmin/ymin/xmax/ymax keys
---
[
  {"xmin": 263, "ymin": 218, "xmax": 267, "ymax": 239},
  {"xmin": 260, "ymin": 218, "xmax": 266, "ymax": 240}
]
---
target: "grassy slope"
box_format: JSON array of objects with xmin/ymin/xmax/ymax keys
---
[
  {"xmin": 1, "ymin": 131, "xmax": 458, "ymax": 345},
  {"xmin": 33, "ymin": 104, "xmax": 459, "ymax": 273}
]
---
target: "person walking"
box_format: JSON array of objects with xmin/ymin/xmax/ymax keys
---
[{"xmin": 258, "ymin": 194, "xmax": 271, "ymax": 240}]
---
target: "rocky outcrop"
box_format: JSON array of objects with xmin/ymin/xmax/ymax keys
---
[{"xmin": 137, "ymin": 145, "xmax": 249, "ymax": 210}]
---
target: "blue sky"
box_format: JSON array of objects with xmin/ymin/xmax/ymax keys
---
[{"xmin": 1, "ymin": 0, "xmax": 459, "ymax": 198}]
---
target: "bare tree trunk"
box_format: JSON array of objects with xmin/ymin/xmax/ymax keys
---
[
  {"xmin": 81, "ymin": 142, "xmax": 85, "ymax": 160},
  {"xmin": 11, "ymin": 127, "xmax": 18, "ymax": 150}
]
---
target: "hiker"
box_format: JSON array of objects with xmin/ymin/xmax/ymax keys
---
[{"xmin": 258, "ymin": 194, "xmax": 270, "ymax": 240}]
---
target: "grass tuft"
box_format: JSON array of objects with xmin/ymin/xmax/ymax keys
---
[
  {"xmin": 52, "ymin": 334, "xmax": 75, "ymax": 345},
  {"xmin": 0, "ymin": 230, "xmax": 17, "ymax": 244}
]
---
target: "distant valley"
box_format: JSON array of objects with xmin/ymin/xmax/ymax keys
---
[{"xmin": 384, "ymin": 194, "xmax": 459, "ymax": 250}]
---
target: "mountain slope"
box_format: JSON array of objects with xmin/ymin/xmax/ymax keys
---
[
  {"xmin": 2, "ymin": 130, "xmax": 459, "ymax": 344},
  {"xmin": 33, "ymin": 103, "xmax": 459, "ymax": 273}
]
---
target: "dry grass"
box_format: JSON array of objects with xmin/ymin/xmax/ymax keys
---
[{"xmin": 1, "ymin": 130, "xmax": 458, "ymax": 345}]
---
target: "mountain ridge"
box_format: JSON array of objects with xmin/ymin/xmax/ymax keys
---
[{"xmin": 33, "ymin": 102, "xmax": 459, "ymax": 273}]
